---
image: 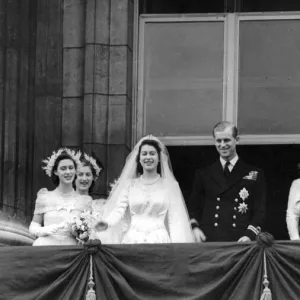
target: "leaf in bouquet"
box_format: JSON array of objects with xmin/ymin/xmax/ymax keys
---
[{"xmin": 71, "ymin": 226, "xmax": 79, "ymax": 237}]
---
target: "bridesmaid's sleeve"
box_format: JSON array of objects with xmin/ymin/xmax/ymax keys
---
[
  {"xmin": 33, "ymin": 188, "xmax": 49, "ymax": 215},
  {"xmin": 286, "ymin": 179, "xmax": 300, "ymax": 240}
]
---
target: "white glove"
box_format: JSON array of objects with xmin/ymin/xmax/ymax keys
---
[
  {"xmin": 237, "ymin": 236, "xmax": 251, "ymax": 242},
  {"xmin": 29, "ymin": 221, "xmax": 63, "ymax": 238}
]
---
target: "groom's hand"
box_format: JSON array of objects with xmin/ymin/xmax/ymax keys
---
[{"xmin": 193, "ymin": 227, "xmax": 206, "ymax": 243}]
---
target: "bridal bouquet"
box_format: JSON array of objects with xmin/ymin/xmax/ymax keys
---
[{"xmin": 70, "ymin": 212, "xmax": 93, "ymax": 245}]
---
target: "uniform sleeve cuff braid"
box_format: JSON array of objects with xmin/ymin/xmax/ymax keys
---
[
  {"xmin": 244, "ymin": 225, "xmax": 261, "ymax": 241},
  {"xmin": 190, "ymin": 218, "xmax": 199, "ymax": 229}
]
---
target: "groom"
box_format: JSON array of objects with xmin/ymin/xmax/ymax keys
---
[{"xmin": 188, "ymin": 121, "xmax": 266, "ymax": 242}]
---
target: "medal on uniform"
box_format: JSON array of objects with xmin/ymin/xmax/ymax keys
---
[
  {"xmin": 239, "ymin": 187, "xmax": 249, "ymax": 201},
  {"xmin": 238, "ymin": 202, "xmax": 248, "ymax": 214}
]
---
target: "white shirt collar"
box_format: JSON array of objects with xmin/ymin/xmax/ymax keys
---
[{"xmin": 220, "ymin": 155, "xmax": 239, "ymax": 169}]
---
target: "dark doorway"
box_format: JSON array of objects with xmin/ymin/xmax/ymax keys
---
[
  {"xmin": 168, "ymin": 144, "xmax": 300, "ymax": 240},
  {"xmin": 139, "ymin": 0, "xmax": 300, "ymax": 14}
]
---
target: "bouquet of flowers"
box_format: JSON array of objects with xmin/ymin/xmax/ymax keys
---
[{"xmin": 70, "ymin": 212, "xmax": 93, "ymax": 245}]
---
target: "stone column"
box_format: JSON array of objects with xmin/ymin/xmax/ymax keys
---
[
  {"xmin": 62, "ymin": 0, "xmax": 85, "ymax": 148},
  {"xmin": 83, "ymin": 0, "xmax": 134, "ymax": 197}
]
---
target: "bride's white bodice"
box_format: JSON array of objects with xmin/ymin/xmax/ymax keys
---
[
  {"xmin": 107, "ymin": 178, "xmax": 169, "ymax": 225},
  {"xmin": 106, "ymin": 177, "xmax": 172, "ymax": 243},
  {"xmin": 130, "ymin": 180, "xmax": 168, "ymax": 223}
]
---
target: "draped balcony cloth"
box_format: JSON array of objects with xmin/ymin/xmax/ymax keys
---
[{"xmin": 0, "ymin": 238, "xmax": 300, "ymax": 300}]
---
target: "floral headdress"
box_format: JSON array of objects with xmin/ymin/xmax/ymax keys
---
[
  {"xmin": 78, "ymin": 151, "xmax": 102, "ymax": 180},
  {"xmin": 42, "ymin": 148, "xmax": 81, "ymax": 177}
]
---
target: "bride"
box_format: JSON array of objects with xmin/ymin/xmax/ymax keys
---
[
  {"xmin": 29, "ymin": 148, "xmax": 91, "ymax": 246},
  {"xmin": 93, "ymin": 135, "xmax": 194, "ymax": 244},
  {"xmin": 74, "ymin": 152, "xmax": 119, "ymax": 243}
]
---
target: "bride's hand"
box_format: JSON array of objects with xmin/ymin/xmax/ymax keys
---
[{"xmin": 94, "ymin": 220, "xmax": 108, "ymax": 232}]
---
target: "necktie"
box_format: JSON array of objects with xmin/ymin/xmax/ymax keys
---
[{"xmin": 224, "ymin": 161, "xmax": 231, "ymax": 177}]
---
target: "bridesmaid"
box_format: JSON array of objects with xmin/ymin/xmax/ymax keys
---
[
  {"xmin": 74, "ymin": 152, "xmax": 117, "ymax": 243},
  {"xmin": 29, "ymin": 148, "xmax": 91, "ymax": 246}
]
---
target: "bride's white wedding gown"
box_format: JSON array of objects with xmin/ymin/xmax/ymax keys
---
[{"xmin": 105, "ymin": 177, "xmax": 184, "ymax": 244}]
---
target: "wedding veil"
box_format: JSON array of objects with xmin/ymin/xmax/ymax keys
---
[{"xmin": 102, "ymin": 135, "xmax": 194, "ymax": 243}]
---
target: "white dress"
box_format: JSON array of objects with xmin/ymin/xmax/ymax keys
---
[
  {"xmin": 105, "ymin": 177, "xmax": 179, "ymax": 244},
  {"xmin": 32, "ymin": 189, "xmax": 92, "ymax": 246},
  {"xmin": 286, "ymin": 179, "xmax": 300, "ymax": 240}
]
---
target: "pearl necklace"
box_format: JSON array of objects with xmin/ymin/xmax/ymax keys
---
[
  {"xmin": 140, "ymin": 174, "xmax": 160, "ymax": 185},
  {"xmin": 56, "ymin": 189, "xmax": 76, "ymax": 212},
  {"xmin": 56, "ymin": 189, "xmax": 75, "ymax": 198}
]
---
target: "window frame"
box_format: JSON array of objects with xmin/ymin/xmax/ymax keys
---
[{"xmin": 133, "ymin": 12, "xmax": 300, "ymax": 146}]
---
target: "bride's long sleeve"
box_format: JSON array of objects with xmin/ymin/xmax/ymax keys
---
[
  {"xmin": 167, "ymin": 197, "xmax": 182, "ymax": 243},
  {"xmin": 167, "ymin": 182, "xmax": 194, "ymax": 243},
  {"xmin": 286, "ymin": 179, "xmax": 300, "ymax": 240},
  {"xmin": 105, "ymin": 184, "xmax": 129, "ymax": 227}
]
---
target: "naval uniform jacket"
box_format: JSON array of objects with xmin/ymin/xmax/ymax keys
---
[{"xmin": 188, "ymin": 159, "xmax": 266, "ymax": 242}]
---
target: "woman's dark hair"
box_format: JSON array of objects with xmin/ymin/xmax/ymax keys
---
[
  {"xmin": 50, "ymin": 153, "xmax": 77, "ymax": 186},
  {"xmin": 136, "ymin": 139, "xmax": 161, "ymax": 175}
]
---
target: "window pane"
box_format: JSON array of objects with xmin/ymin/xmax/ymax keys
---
[
  {"xmin": 143, "ymin": 21, "xmax": 224, "ymax": 136},
  {"xmin": 238, "ymin": 19, "xmax": 300, "ymax": 134}
]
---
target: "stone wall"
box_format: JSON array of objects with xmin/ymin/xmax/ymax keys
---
[{"xmin": 0, "ymin": 0, "xmax": 134, "ymax": 221}]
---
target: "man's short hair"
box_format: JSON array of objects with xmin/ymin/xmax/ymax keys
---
[{"xmin": 212, "ymin": 121, "xmax": 238, "ymax": 138}]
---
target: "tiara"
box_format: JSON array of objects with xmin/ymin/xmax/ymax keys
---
[
  {"xmin": 82, "ymin": 152, "xmax": 102, "ymax": 179},
  {"xmin": 42, "ymin": 148, "xmax": 81, "ymax": 177},
  {"xmin": 141, "ymin": 134, "xmax": 167, "ymax": 153}
]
